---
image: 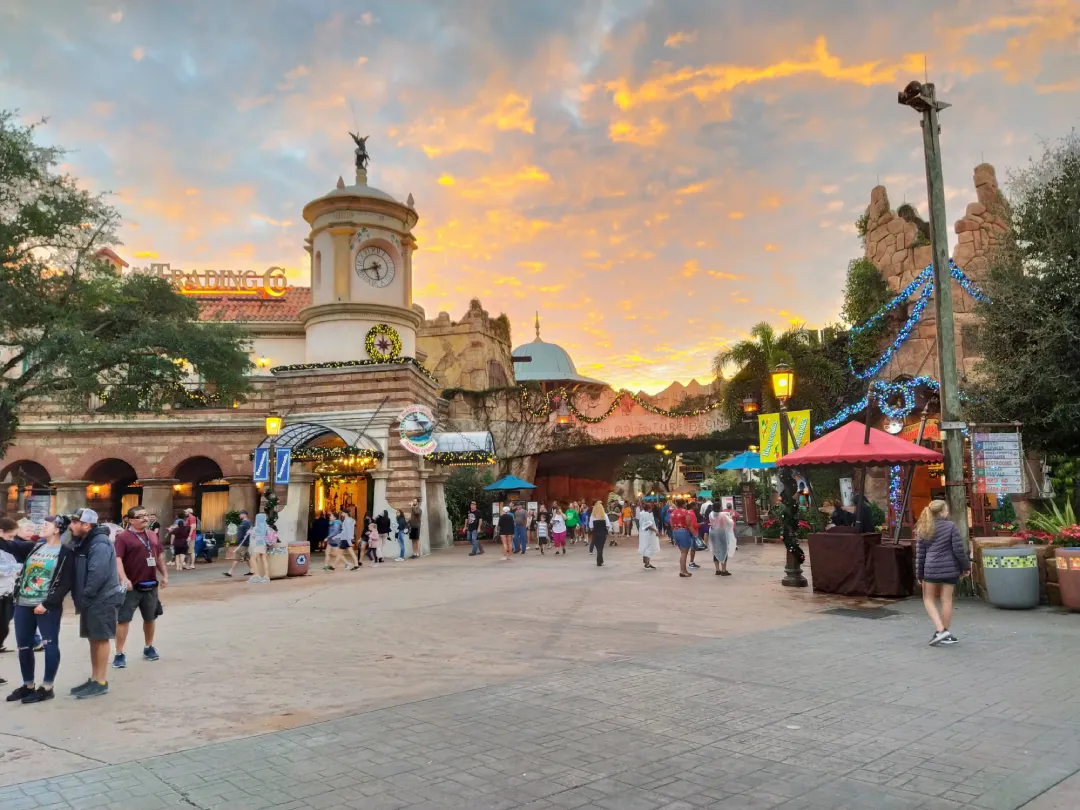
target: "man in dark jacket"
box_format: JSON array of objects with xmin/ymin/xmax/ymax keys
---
[{"xmin": 68, "ymin": 508, "xmax": 123, "ymax": 699}]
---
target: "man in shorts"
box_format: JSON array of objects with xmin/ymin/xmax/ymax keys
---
[
  {"xmin": 68, "ymin": 508, "xmax": 123, "ymax": 699},
  {"xmin": 113, "ymin": 506, "xmax": 168, "ymax": 667},
  {"xmin": 225, "ymin": 510, "xmax": 252, "ymax": 578}
]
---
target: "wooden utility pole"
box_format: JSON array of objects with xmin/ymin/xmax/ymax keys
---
[{"xmin": 898, "ymin": 81, "xmax": 970, "ymax": 557}]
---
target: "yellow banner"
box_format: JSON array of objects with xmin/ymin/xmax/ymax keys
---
[
  {"xmin": 758, "ymin": 410, "xmax": 812, "ymax": 461},
  {"xmin": 758, "ymin": 413, "xmax": 781, "ymax": 462},
  {"xmin": 787, "ymin": 410, "xmax": 811, "ymax": 450}
]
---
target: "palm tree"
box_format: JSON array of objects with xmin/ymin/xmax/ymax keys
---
[{"xmin": 714, "ymin": 322, "xmax": 845, "ymax": 425}]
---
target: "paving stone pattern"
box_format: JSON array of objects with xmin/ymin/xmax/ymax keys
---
[{"xmin": 3, "ymin": 600, "xmax": 1079, "ymax": 810}]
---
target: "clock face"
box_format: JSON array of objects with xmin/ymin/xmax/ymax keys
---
[{"xmin": 354, "ymin": 246, "xmax": 396, "ymax": 288}]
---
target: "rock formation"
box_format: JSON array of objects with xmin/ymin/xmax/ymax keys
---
[{"xmin": 861, "ymin": 164, "xmax": 1009, "ymax": 381}]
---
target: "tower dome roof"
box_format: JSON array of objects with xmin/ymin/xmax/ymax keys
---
[{"xmin": 511, "ymin": 314, "xmax": 605, "ymax": 386}]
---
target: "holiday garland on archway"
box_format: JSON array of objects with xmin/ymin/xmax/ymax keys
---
[{"xmin": 519, "ymin": 386, "xmax": 726, "ymax": 422}]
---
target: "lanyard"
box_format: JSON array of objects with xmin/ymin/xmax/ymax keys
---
[{"xmin": 131, "ymin": 530, "xmax": 153, "ymax": 555}]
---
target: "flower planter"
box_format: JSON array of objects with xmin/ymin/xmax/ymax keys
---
[
  {"xmin": 982, "ymin": 546, "xmax": 1040, "ymax": 610},
  {"xmin": 1054, "ymin": 548, "xmax": 1080, "ymax": 611},
  {"xmin": 994, "ymin": 529, "xmax": 1015, "ymax": 537}
]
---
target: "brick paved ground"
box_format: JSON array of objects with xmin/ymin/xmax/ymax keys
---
[{"xmin": 3, "ymin": 585, "xmax": 1079, "ymax": 809}]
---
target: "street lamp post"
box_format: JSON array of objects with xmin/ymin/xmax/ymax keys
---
[
  {"xmin": 770, "ymin": 363, "xmax": 807, "ymax": 588},
  {"xmin": 897, "ymin": 80, "xmax": 970, "ymax": 562},
  {"xmin": 265, "ymin": 413, "xmax": 282, "ymax": 527}
]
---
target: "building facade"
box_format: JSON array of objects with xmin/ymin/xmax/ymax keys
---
[{"xmin": 0, "ymin": 150, "xmax": 505, "ymax": 551}]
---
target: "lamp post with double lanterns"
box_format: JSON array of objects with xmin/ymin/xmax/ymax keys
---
[
  {"xmin": 264, "ymin": 413, "xmax": 282, "ymax": 527},
  {"xmin": 767, "ymin": 363, "xmax": 808, "ymax": 587}
]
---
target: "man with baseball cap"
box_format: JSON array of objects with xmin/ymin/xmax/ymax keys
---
[
  {"xmin": 68, "ymin": 508, "xmax": 124, "ymax": 699},
  {"xmin": 112, "ymin": 505, "xmax": 168, "ymax": 668}
]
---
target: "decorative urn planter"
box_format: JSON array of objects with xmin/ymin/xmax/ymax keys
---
[
  {"xmin": 1054, "ymin": 548, "xmax": 1080, "ymax": 611},
  {"xmin": 982, "ymin": 546, "xmax": 1040, "ymax": 609}
]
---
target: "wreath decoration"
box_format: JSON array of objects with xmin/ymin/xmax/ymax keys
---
[{"xmin": 365, "ymin": 323, "xmax": 402, "ymax": 360}]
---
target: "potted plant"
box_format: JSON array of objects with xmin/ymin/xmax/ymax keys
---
[{"xmin": 1053, "ymin": 524, "xmax": 1080, "ymax": 611}]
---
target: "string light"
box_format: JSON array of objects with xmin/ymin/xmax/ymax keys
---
[
  {"xmin": 847, "ymin": 260, "xmax": 988, "ymax": 381},
  {"xmin": 889, "ymin": 465, "xmax": 903, "ymax": 527},
  {"xmin": 269, "ymin": 356, "xmax": 439, "ymax": 385},
  {"xmin": 427, "ymin": 451, "xmax": 497, "ymax": 465},
  {"xmin": 98, "ymin": 383, "xmax": 227, "ymax": 410},
  {"xmin": 814, "ymin": 377, "xmax": 942, "ymax": 435}
]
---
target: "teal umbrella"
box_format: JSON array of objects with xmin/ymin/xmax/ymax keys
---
[
  {"xmin": 483, "ymin": 474, "xmax": 537, "ymax": 492},
  {"xmin": 715, "ymin": 451, "xmax": 775, "ymax": 470}
]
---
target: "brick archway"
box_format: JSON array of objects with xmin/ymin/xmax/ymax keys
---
[
  {"xmin": 0, "ymin": 445, "xmax": 67, "ymax": 481},
  {"xmin": 153, "ymin": 442, "xmax": 240, "ymax": 479},
  {"xmin": 71, "ymin": 445, "xmax": 151, "ymax": 481}
]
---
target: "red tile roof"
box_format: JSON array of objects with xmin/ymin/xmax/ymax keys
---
[{"xmin": 196, "ymin": 286, "xmax": 311, "ymax": 323}]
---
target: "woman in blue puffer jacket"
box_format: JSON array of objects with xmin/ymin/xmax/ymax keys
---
[{"xmin": 916, "ymin": 500, "xmax": 970, "ymax": 647}]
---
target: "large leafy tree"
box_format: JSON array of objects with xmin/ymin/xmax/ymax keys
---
[
  {"xmin": 0, "ymin": 112, "xmax": 252, "ymax": 454},
  {"xmin": 714, "ymin": 322, "xmax": 846, "ymax": 425},
  {"xmin": 970, "ymin": 133, "xmax": 1080, "ymax": 455}
]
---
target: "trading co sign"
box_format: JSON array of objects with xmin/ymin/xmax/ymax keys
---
[{"xmin": 145, "ymin": 263, "xmax": 288, "ymax": 298}]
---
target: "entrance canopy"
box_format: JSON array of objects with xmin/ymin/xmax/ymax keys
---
[
  {"xmin": 254, "ymin": 422, "xmax": 364, "ymax": 451},
  {"xmin": 432, "ymin": 432, "xmax": 495, "ymax": 455}
]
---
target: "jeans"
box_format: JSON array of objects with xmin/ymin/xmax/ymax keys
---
[
  {"xmin": 397, "ymin": 530, "xmax": 406, "ymax": 559},
  {"xmin": 513, "ymin": 525, "xmax": 527, "ymax": 553},
  {"xmin": 15, "ymin": 604, "xmax": 62, "ymax": 686},
  {"xmin": 467, "ymin": 529, "xmax": 479, "ymax": 554}
]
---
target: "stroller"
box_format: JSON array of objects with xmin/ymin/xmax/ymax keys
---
[{"xmin": 194, "ymin": 532, "xmax": 218, "ymax": 563}]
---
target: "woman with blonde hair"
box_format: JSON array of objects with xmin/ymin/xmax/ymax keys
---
[
  {"xmin": 915, "ymin": 500, "xmax": 970, "ymax": 646},
  {"xmin": 590, "ymin": 502, "xmax": 611, "ymax": 567}
]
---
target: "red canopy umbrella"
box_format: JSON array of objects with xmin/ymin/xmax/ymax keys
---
[{"xmin": 776, "ymin": 420, "xmax": 942, "ymax": 467}]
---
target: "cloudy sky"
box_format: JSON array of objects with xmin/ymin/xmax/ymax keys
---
[{"xmin": 2, "ymin": 0, "xmax": 1078, "ymax": 391}]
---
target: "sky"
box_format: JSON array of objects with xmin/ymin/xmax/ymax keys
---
[{"xmin": 2, "ymin": 0, "xmax": 1079, "ymax": 393}]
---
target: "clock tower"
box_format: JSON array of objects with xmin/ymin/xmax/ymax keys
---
[{"xmin": 300, "ymin": 142, "xmax": 422, "ymax": 364}]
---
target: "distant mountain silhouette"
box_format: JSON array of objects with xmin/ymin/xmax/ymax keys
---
[{"xmin": 635, "ymin": 378, "xmax": 721, "ymax": 410}]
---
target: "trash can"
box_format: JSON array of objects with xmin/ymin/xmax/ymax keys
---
[
  {"xmin": 1055, "ymin": 548, "xmax": 1080, "ymax": 611},
  {"xmin": 288, "ymin": 542, "xmax": 310, "ymax": 577},
  {"xmin": 267, "ymin": 544, "xmax": 289, "ymax": 580},
  {"xmin": 982, "ymin": 546, "xmax": 1040, "ymax": 609}
]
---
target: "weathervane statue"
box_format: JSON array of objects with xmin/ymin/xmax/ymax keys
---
[{"xmin": 350, "ymin": 132, "xmax": 370, "ymax": 170}]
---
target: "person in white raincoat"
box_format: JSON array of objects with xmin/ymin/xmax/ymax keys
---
[
  {"xmin": 709, "ymin": 509, "xmax": 736, "ymax": 576},
  {"xmin": 637, "ymin": 507, "xmax": 660, "ymax": 571}
]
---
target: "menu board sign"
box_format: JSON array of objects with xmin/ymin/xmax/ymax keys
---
[{"xmin": 972, "ymin": 431, "xmax": 1026, "ymax": 495}]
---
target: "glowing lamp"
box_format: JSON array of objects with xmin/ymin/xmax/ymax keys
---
[
  {"xmin": 662, "ymin": 449, "xmax": 673, "ymax": 456},
  {"xmin": 265, "ymin": 414, "xmax": 283, "ymax": 437},
  {"xmin": 741, "ymin": 396, "xmax": 759, "ymax": 416},
  {"xmin": 770, "ymin": 363, "xmax": 795, "ymax": 403},
  {"xmin": 91, "ymin": 485, "xmax": 101, "ymax": 495},
  {"xmin": 654, "ymin": 443, "xmax": 666, "ymax": 450}
]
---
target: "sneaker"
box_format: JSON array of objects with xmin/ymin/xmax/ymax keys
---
[
  {"xmin": 69, "ymin": 679, "xmax": 94, "ymax": 696},
  {"xmin": 395, "ymin": 557, "xmax": 405, "ymax": 561},
  {"xmin": 688, "ymin": 562, "xmax": 700, "ymax": 570},
  {"xmin": 22, "ymin": 686, "xmax": 54, "ymax": 704},
  {"xmin": 112, "ymin": 652, "xmax": 127, "ymax": 669},
  {"xmin": 410, "ymin": 554, "xmax": 420, "ymax": 559},
  {"xmin": 76, "ymin": 681, "xmax": 109, "ymax": 699},
  {"xmin": 33, "ymin": 643, "xmax": 43, "ymax": 653},
  {"xmin": 143, "ymin": 646, "xmax": 160, "ymax": 662},
  {"xmin": 468, "ymin": 552, "xmax": 477, "ymax": 556},
  {"xmin": 222, "ymin": 572, "xmax": 233, "ymax": 577},
  {"xmin": 940, "ymin": 632, "xmax": 959, "ymax": 645},
  {"xmin": 929, "ymin": 630, "xmax": 950, "ymax": 646},
  {"xmin": 6, "ymin": 684, "xmax": 34, "ymax": 702}
]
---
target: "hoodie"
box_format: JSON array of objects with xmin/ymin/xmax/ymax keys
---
[{"xmin": 71, "ymin": 525, "xmax": 123, "ymax": 612}]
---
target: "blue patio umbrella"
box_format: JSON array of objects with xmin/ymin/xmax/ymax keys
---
[
  {"xmin": 715, "ymin": 451, "xmax": 775, "ymax": 471},
  {"xmin": 483, "ymin": 474, "xmax": 537, "ymax": 492}
]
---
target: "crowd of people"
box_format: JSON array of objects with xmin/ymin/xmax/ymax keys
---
[
  {"xmin": 463, "ymin": 495, "xmax": 738, "ymax": 576},
  {"xmin": 0, "ymin": 505, "xmax": 169, "ymax": 704},
  {"xmin": 305, "ymin": 498, "xmax": 425, "ymax": 570}
]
